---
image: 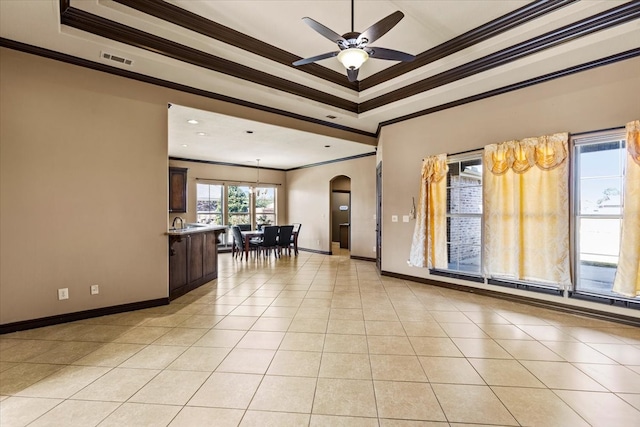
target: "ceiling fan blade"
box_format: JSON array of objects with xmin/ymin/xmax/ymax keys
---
[
  {"xmin": 357, "ymin": 11, "xmax": 404, "ymax": 45},
  {"xmin": 293, "ymin": 51, "xmax": 339, "ymax": 66},
  {"xmin": 366, "ymin": 47, "xmax": 415, "ymax": 62},
  {"xmin": 347, "ymin": 68, "xmax": 359, "ymax": 82},
  {"xmin": 301, "ymin": 17, "xmax": 346, "ymax": 44}
]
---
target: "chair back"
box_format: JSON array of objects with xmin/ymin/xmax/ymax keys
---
[
  {"xmin": 231, "ymin": 226, "xmax": 244, "ymax": 245},
  {"xmin": 261, "ymin": 226, "xmax": 279, "ymax": 246},
  {"xmin": 237, "ymin": 224, "xmax": 252, "ymax": 231},
  {"xmin": 278, "ymin": 225, "xmax": 294, "ymax": 247},
  {"xmin": 292, "ymin": 223, "xmax": 301, "ymax": 233}
]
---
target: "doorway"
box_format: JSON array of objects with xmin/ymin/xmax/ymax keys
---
[{"xmin": 330, "ymin": 175, "xmax": 351, "ymax": 255}]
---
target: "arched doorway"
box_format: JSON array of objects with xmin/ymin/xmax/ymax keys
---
[{"xmin": 330, "ymin": 175, "xmax": 351, "ymax": 255}]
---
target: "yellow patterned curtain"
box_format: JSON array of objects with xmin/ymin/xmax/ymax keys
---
[
  {"xmin": 409, "ymin": 154, "xmax": 448, "ymax": 268},
  {"xmin": 483, "ymin": 133, "xmax": 571, "ymax": 288},
  {"xmin": 613, "ymin": 120, "xmax": 640, "ymax": 297}
]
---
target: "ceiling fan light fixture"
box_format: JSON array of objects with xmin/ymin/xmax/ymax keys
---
[{"xmin": 337, "ymin": 48, "xmax": 369, "ymax": 70}]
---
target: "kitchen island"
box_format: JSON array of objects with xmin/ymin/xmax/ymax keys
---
[{"xmin": 167, "ymin": 224, "xmax": 226, "ymax": 300}]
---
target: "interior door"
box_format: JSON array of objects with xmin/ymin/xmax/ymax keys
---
[{"xmin": 376, "ymin": 163, "xmax": 382, "ymax": 271}]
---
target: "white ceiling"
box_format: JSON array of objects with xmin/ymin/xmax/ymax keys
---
[{"xmin": 1, "ymin": 0, "xmax": 638, "ymax": 169}]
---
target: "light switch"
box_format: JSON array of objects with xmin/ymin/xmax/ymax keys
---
[
  {"xmin": 402, "ymin": 215, "xmax": 409, "ymax": 223},
  {"xmin": 391, "ymin": 215, "xmax": 398, "ymax": 222}
]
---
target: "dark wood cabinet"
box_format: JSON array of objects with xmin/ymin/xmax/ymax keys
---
[
  {"xmin": 168, "ymin": 229, "xmax": 223, "ymax": 300},
  {"xmin": 169, "ymin": 167, "xmax": 188, "ymax": 213}
]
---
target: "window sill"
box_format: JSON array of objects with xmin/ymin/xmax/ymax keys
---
[
  {"xmin": 429, "ymin": 269, "xmax": 484, "ymax": 283},
  {"xmin": 487, "ymin": 278, "xmax": 563, "ymax": 296}
]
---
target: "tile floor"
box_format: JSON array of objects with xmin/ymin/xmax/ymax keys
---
[{"xmin": 2, "ymin": 246, "xmax": 640, "ymax": 426}]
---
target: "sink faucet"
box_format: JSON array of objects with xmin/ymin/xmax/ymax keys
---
[{"xmin": 172, "ymin": 216, "xmax": 185, "ymax": 229}]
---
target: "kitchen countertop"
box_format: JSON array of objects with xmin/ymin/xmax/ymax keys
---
[{"xmin": 166, "ymin": 224, "xmax": 227, "ymax": 236}]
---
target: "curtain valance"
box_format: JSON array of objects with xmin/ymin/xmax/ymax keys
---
[
  {"xmin": 421, "ymin": 154, "xmax": 448, "ymax": 183},
  {"xmin": 627, "ymin": 120, "xmax": 640, "ymax": 166},
  {"xmin": 484, "ymin": 133, "xmax": 568, "ymax": 175}
]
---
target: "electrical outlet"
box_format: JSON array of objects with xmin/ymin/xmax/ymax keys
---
[
  {"xmin": 57, "ymin": 288, "xmax": 69, "ymax": 300},
  {"xmin": 373, "ymin": 246, "xmax": 376, "ymax": 252},
  {"xmin": 391, "ymin": 215, "xmax": 398, "ymax": 222},
  {"xmin": 403, "ymin": 215, "xmax": 410, "ymax": 223},
  {"xmin": 90, "ymin": 285, "xmax": 99, "ymax": 295}
]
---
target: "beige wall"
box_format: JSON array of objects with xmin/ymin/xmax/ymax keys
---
[
  {"xmin": 378, "ymin": 56, "xmax": 640, "ymax": 317},
  {"xmin": 286, "ymin": 156, "xmax": 377, "ymax": 258},
  {"xmin": 0, "ymin": 48, "xmax": 372, "ymax": 325},
  {"xmin": 168, "ymin": 159, "xmax": 287, "ymax": 226}
]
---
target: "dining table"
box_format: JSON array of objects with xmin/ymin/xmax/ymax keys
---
[{"xmin": 238, "ymin": 228, "xmax": 298, "ymax": 260}]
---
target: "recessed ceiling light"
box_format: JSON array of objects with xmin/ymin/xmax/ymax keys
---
[
  {"xmin": 181, "ymin": 144, "xmax": 188, "ymax": 147},
  {"xmin": 197, "ymin": 132, "xmax": 207, "ymax": 136},
  {"xmin": 187, "ymin": 119, "xmax": 199, "ymax": 124},
  {"xmin": 246, "ymin": 130, "xmax": 254, "ymax": 134},
  {"xmin": 326, "ymin": 115, "xmax": 337, "ymax": 119},
  {"xmin": 324, "ymin": 145, "xmax": 331, "ymax": 148}
]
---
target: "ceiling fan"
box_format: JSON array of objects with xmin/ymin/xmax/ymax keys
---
[{"xmin": 292, "ymin": 0, "xmax": 415, "ymax": 82}]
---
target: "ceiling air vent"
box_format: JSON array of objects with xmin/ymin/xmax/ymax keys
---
[{"xmin": 100, "ymin": 51, "xmax": 133, "ymax": 66}]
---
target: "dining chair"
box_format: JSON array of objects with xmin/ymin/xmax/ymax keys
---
[
  {"xmin": 257, "ymin": 226, "xmax": 279, "ymax": 258},
  {"xmin": 231, "ymin": 226, "xmax": 245, "ymax": 259},
  {"xmin": 277, "ymin": 225, "xmax": 295, "ymax": 256},
  {"xmin": 291, "ymin": 223, "xmax": 301, "ymax": 255}
]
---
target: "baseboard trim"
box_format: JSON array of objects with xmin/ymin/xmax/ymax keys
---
[
  {"xmin": 0, "ymin": 298, "xmax": 170, "ymax": 334},
  {"xmin": 299, "ymin": 248, "xmax": 332, "ymax": 255},
  {"xmin": 350, "ymin": 255, "xmax": 376, "ymax": 262},
  {"xmin": 381, "ymin": 271, "xmax": 640, "ymax": 328}
]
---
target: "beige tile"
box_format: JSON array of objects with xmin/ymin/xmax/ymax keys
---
[
  {"xmin": 560, "ymin": 326, "xmax": 626, "ymax": 344},
  {"xmin": 401, "ymin": 322, "xmax": 447, "ymax": 337},
  {"xmin": 295, "ymin": 306, "xmax": 331, "ymax": 319},
  {"xmin": 618, "ymin": 393, "xmax": 640, "ymax": 411},
  {"xmin": 250, "ymin": 317, "xmax": 292, "ymax": 332},
  {"xmin": 28, "ymin": 399, "xmax": 119, "ymax": 427},
  {"xmin": 379, "ymin": 420, "xmax": 448, "ymax": 426},
  {"xmin": 478, "ymin": 324, "xmax": 534, "ymax": 340},
  {"xmin": 71, "ymin": 343, "xmax": 144, "ymax": 367},
  {"xmin": 0, "ymin": 340, "xmax": 61, "ymax": 362},
  {"xmin": 320, "ymin": 353, "xmax": 372, "ymax": 379},
  {"xmin": 574, "ymin": 363, "xmax": 640, "ymax": 393},
  {"xmin": 368, "ymin": 336, "xmax": 415, "ymax": 355},
  {"xmin": 71, "ymin": 367, "xmax": 159, "ymax": 401},
  {"xmin": 261, "ymin": 306, "xmax": 299, "ymax": 318},
  {"xmin": 409, "ymin": 337, "xmax": 463, "ymax": 357},
  {"xmin": 129, "ymin": 369, "xmax": 209, "ymax": 405},
  {"xmin": 0, "ymin": 361, "xmax": 18, "ymax": 373},
  {"xmin": 111, "ymin": 326, "xmax": 171, "ymax": 344},
  {"xmin": 188, "ymin": 372, "xmax": 262, "ymax": 408},
  {"xmin": 516, "ymin": 325, "xmax": 578, "ymax": 342},
  {"xmin": 26, "ymin": 341, "xmax": 103, "ymax": 365},
  {"xmin": 15, "ymin": 366, "xmax": 110, "ymax": 398},
  {"xmin": 330, "ymin": 308, "xmax": 364, "ymax": 320},
  {"xmin": 242, "ymin": 410, "xmax": 310, "ymax": 426},
  {"xmin": 492, "ymin": 386, "xmax": 589, "ymax": 427},
  {"xmin": 554, "ymin": 390, "xmax": 640, "ymax": 426},
  {"xmin": 370, "ymin": 354, "xmax": 426, "ymax": 382},
  {"xmin": 214, "ymin": 315, "xmax": 259, "ymax": 330},
  {"xmin": 139, "ymin": 313, "xmax": 192, "ymax": 327},
  {"xmin": 541, "ymin": 340, "xmax": 617, "ymax": 364},
  {"xmin": 323, "ymin": 334, "xmax": 368, "ymax": 354},
  {"xmin": 520, "ymin": 360, "xmax": 607, "ymax": 391},
  {"xmin": 326, "ymin": 319, "xmax": 365, "ymax": 335},
  {"xmin": 279, "ymin": 332, "xmax": 325, "ymax": 351},
  {"xmin": 418, "ymin": 357, "xmax": 484, "ymax": 385},
  {"xmin": 364, "ymin": 320, "xmax": 405, "ymax": 336},
  {"xmin": 151, "ymin": 327, "xmax": 207, "ymax": 346},
  {"xmin": 170, "ymin": 406, "xmax": 244, "ymax": 427},
  {"xmin": 216, "ymin": 348, "xmax": 275, "ymax": 374},
  {"xmin": 288, "ymin": 318, "xmax": 328, "ymax": 333},
  {"xmin": 431, "ymin": 384, "xmax": 517, "ymax": 425},
  {"xmin": 118, "ymin": 345, "xmax": 187, "ymax": 369},
  {"xmin": 463, "ymin": 311, "xmax": 511, "ymax": 324},
  {"xmin": 0, "ymin": 396, "xmax": 62, "ymax": 427},
  {"xmin": 313, "ymin": 378, "xmax": 377, "ymax": 417},
  {"xmin": 588, "ymin": 343, "xmax": 640, "ymax": 365},
  {"xmin": 167, "ymin": 346, "xmax": 230, "ymax": 371},
  {"xmin": 98, "ymin": 402, "xmax": 181, "ymax": 427},
  {"xmin": 496, "ymin": 339, "xmax": 562, "ymax": 361},
  {"xmin": 430, "ymin": 311, "xmax": 472, "ymax": 323},
  {"xmin": 451, "ymin": 338, "xmax": 512, "ymax": 359},
  {"xmin": 311, "ymin": 414, "xmax": 379, "ymax": 426},
  {"xmin": 469, "ymin": 358, "xmax": 544, "ymax": 387},
  {"xmin": 193, "ymin": 329, "xmax": 245, "ymax": 347},
  {"xmin": 0, "ymin": 363, "xmax": 64, "ymax": 395},
  {"xmin": 267, "ymin": 350, "xmax": 321, "ymax": 377},
  {"xmin": 249, "ymin": 375, "xmax": 317, "ymax": 412},
  {"xmin": 374, "ymin": 380, "xmax": 446, "ymax": 421},
  {"xmin": 236, "ymin": 331, "xmax": 285, "ymax": 350}
]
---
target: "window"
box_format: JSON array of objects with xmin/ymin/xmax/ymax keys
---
[
  {"xmin": 227, "ymin": 185, "xmax": 251, "ymax": 227},
  {"xmin": 196, "ymin": 183, "xmax": 223, "ymax": 225},
  {"xmin": 445, "ymin": 156, "xmax": 483, "ymax": 274},
  {"xmin": 573, "ymin": 132, "xmax": 626, "ymax": 297},
  {"xmin": 255, "ymin": 186, "xmax": 276, "ymax": 229}
]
